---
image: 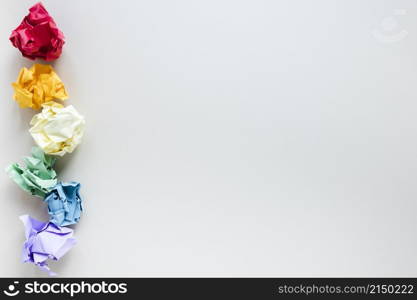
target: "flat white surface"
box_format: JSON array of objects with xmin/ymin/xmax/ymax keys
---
[{"xmin": 0, "ymin": 0, "xmax": 416, "ymax": 277}]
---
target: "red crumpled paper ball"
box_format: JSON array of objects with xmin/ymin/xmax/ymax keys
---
[{"xmin": 10, "ymin": 2, "xmax": 65, "ymax": 61}]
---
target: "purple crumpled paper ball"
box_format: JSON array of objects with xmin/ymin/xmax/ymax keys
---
[{"xmin": 20, "ymin": 214, "xmax": 76, "ymax": 275}]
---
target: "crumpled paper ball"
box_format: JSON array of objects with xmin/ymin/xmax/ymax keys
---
[
  {"xmin": 10, "ymin": 2, "xmax": 65, "ymax": 61},
  {"xmin": 44, "ymin": 182, "xmax": 83, "ymax": 226},
  {"xmin": 29, "ymin": 101, "xmax": 85, "ymax": 156},
  {"xmin": 20, "ymin": 214, "xmax": 76, "ymax": 276},
  {"xmin": 12, "ymin": 64, "xmax": 68, "ymax": 110},
  {"xmin": 6, "ymin": 147, "xmax": 57, "ymax": 198}
]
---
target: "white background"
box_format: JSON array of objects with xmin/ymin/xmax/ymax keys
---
[{"xmin": 0, "ymin": 0, "xmax": 416, "ymax": 277}]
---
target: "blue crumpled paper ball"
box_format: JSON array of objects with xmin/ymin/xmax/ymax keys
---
[{"xmin": 44, "ymin": 182, "xmax": 83, "ymax": 226}]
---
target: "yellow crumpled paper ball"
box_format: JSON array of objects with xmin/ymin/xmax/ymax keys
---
[
  {"xmin": 29, "ymin": 101, "xmax": 85, "ymax": 156},
  {"xmin": 12, "ymin": 64, "xmax": 68, "ymax": 109}
]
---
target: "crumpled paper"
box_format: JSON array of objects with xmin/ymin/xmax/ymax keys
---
[
  {"xmin": 12, "ymin": 64, "xmax": 68, "ymax": 110},
  {"xmin": 20, "ymin": 214, "xmax": 76, "ymax": 276},
  {"xmin": 6, "ymin": 147, "xmax": 57, "ymax": 198},
  {"xmin": 10, "ymin": 2, "xmax": 65, "ymax": 61},
  {"xmin": 44, "ymin": 182, "xmax": 83, "ymax": 226},
  {"xmin": 29, "ymin": 101, "xmax": 85, "ymax": 156}
]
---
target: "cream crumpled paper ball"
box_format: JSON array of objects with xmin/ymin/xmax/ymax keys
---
[{"xmin": 29, "ymin": 101, "xmax": 85, "ymax": 156}]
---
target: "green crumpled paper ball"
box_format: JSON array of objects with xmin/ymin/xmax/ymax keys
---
[{"xmin": 6, "ymin": 147, "xmax": 57, "ymax": 198}]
